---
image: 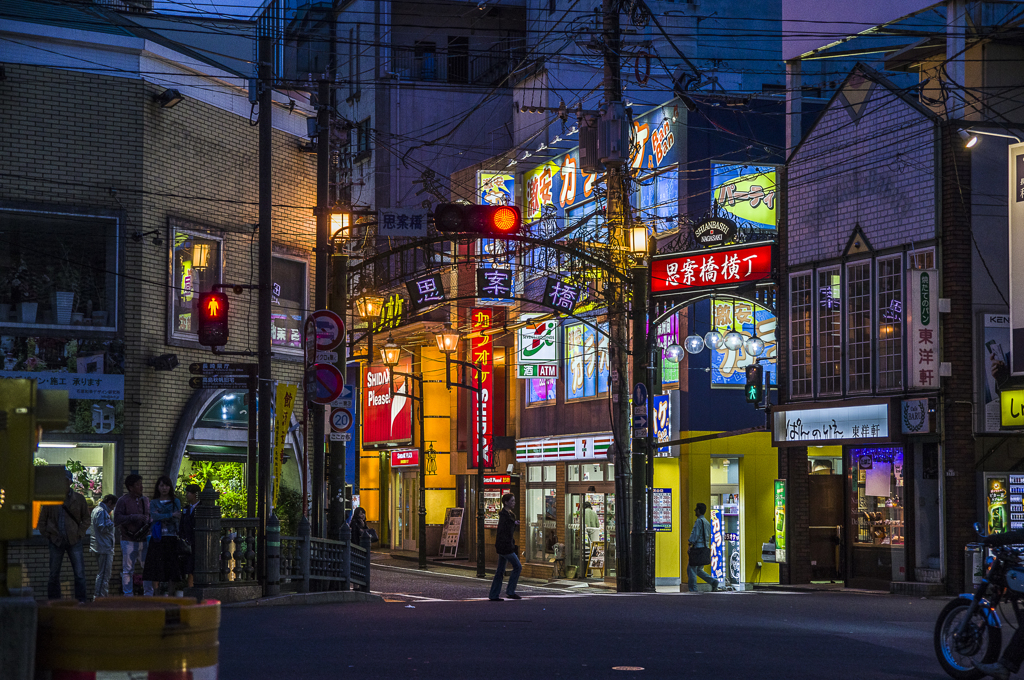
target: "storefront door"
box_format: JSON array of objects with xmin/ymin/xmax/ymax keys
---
[
  {"xmin": 808, "ymin": 450, "xmax": 844, "ymax": 582},
  {"xmin": 394, "ymin": 471, "xmax": 418, "ymax": 552},
  {"xmin": 567, "ymin": 492, "xmax": 614, "ymax": 580},
  {"xmin": 847, "ymin": 447, "xmax": 905, "ymax": 589},
  {"xmin": 710, "ymin": 457, "xmax": 741, "ymax": 587}
]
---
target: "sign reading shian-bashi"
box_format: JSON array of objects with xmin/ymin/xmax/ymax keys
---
[{"xmin": 651, "ymin": 243, "xmax": 774, "ymax": 296}]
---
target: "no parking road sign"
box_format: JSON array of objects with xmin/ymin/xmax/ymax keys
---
[{"xmin": 305, "ymin": 362, "xmax": 344, "ymax": 405}]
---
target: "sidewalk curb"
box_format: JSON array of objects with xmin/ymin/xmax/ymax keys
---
[{"xmin": 223, "ymin": 590, "xmax": 383, "ymax": 608}]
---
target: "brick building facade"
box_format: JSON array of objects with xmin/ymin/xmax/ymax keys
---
[{"xmin": 1, "ymin": 9, "xmax": 317, "ymax": 598}]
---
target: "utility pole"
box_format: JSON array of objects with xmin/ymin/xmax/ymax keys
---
[
  {"xmin": 328, "ymin": 253, "xmax": 348, "ymax": 539},
  {"xmin": 602, "ymin": 0, "xmax": 635, "ymax": 592},
  {"xmin": 313, "ymin": 79, "xmax": 331, "ymax": 537},
  {"xmin": 257, "ymin": 34, "xmax": 274, "ymax": 587}
]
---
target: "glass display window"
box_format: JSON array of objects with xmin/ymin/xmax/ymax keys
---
[
  {"xmin": 851, "ymin": 447, "xmax": 904, "ymax": 547},
  {"xmin": 527, "ymin": 378, "xmax": 556, "ymax": 405},
  {"xmin": 170, "ymin": 221, "xmax": 223, "ymax": 342},
  {"xmin": 271, "ymin": 253, "xmax": 308, "ymax": 353},
  {"xmin": 35, "ymin": 441, "xmax": 117, "ymax": 508},
  {"xmin": 527, "ymin": 464, "xmax": 556, "ymax": 484},
  {"xmin": 0, "ymin": 209, "xmax": 119, "ymax": 329},
  {"xmin": 568, "ymin": 463, "xmax": 607, "ymax": 482},
  {"xmin": 564, "ymin": 321, "xmax": 609, "ymax": 401},
  {"xmin": 526, "ymin": 487, "xmax": 557, "ymax": 563}
]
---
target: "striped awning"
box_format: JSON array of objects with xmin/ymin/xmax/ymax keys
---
[{"xmin": 515, "ymin": 433, "xmax": 613, "ymax": 462}]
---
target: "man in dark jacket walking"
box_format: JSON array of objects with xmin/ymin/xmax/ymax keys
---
[{"xmin": 489, "ymin": 493, "xmax": 522, "ymax": 601}]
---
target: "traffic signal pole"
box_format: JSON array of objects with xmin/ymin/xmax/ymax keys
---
[{"xmin": 257, "ymin": 34, "xmax": 274, "ymax": 588}]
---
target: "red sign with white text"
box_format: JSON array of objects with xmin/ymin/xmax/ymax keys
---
[
  {"xmin": 471, "ymin": 308, "xmax": 494, "ymax": 468},
  {"xmin": 363, "ymin": 357, "xmax": 412, "ymax": 445},
  {"xmin": 650, "ymin": 243, "xmax": 774, "ymax": 295},
  {"xmin": 390, "ymin": 448, "xmax": 419, "ymax": 467},
  {"xmin": 484, "ymin": 474, "xmax": 511, "ymax": 486}
]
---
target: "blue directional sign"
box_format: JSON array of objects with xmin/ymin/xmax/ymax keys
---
[{"xmin": 633, "ymin": 382, "xmax": 648, "ymax": 408}]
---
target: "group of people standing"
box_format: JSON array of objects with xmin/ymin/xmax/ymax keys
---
[{"xmin": 39, "ymin": 470, "xmax": 200, "ymax": 601}]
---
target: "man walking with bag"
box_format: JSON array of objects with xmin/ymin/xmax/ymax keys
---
[
  {"xmin": 687, "ymin": 503, "xmax": 719, "ymax": 593},
  {"xmin": 488, "ymin": 493, "xmax": 522, "ymax": 601}
]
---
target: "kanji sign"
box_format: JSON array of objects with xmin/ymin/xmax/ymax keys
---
[
  {"xmin": 272, "ymin": 383, "xmax": 297, "ymax": 506},
  {"xmin": 477, "ymin": 268, "xmax": 513, "ymax": 299},
  {"xmin": 406, "ymin": 274, "xmax": 446, "ymax": 312},
  {"xmin": 543, "ymin": 277, "xmax": 581, "ymax": 313},
  {"xmin": 377, "ymin": 208, "xmax": 428, "ymax": 237},
  {"xmin": 470, "ymin": 308, "xmax": 494, "ymax": 468},
  {"xmin": 650, "ymin": 243, "xmax": 774, "ymax": 295},
  {"xmin": 909, "ymin": 269, "xmax": 939, "ymax": 389},
  {"xmin": 518, "ymin": 364, "xmax": 558, "ymax": 378},
  {"xmin": 373, "ymin": 294, "xmax": 405, "ymax": 333}
]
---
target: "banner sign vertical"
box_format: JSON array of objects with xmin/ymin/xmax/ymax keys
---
[
  {"xmin": 909, "ymin": 269, "xmax": 939, "ymax": 389},
  {"xmin": 710, "ymin": 508, "xmax": 725, "ymax": 582},
  {"xmin": 774, "ymin": 480, "xmax": 787, "ymax": 563},
  {"xmin": 273, "ymin": 383, "xmax": 297, "ymax": 507},
  {"xmin": 1010, "ymin": 143, "xmax": 1024, "ymax": 374},
  {"xmin": 471, "ymin": 308, "xmax": 494, "ymax": 468}
]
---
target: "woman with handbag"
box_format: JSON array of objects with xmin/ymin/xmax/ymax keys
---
[
  {"xmin": 141, "ymin": 476, "xmax": 182, "ymax": 595},
  {"xmin": 687, "ymin": 503, "xmax": 719, "ymax": 593}
]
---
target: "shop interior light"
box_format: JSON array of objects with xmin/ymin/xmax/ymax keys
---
[
  {"xmin": 723, "ymin": 331, "xmax": 745, "ymax": 351},
  {"xmin": 192, "ymin": 243, "xmax": 210, "ymax": 270},
  {"xmin": 664, "ymin": 342, "xmax": 685, "ymax": 362},
  {"xmin": 435, "ymin": 323, "xmax": 462, "ymax": 355},
  {"xmin": 703, "ymin": 331, "xmax": 723, "ymax": 350},
  {"xmin": 380, "ymin": 334, "xmax": 401, "ymax": 367},
  {"xmin": 38, "ymin": 442, "xmax": 77, "ymax": 448},
  {"xmin": 683, "ymin": 335, "xmax": 705, "ymax": 355},
  {"xmin": 743, "ymin": 334, "xmax": 765, "ymax": 357},
  {"xmin": 355, "ymin": 292, "xmax": 384, "ymax": 321}
]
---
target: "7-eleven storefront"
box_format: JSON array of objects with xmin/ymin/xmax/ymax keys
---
[{"xmin": 514, "ymin": 433, "xmax": 616, "ymax": 581}]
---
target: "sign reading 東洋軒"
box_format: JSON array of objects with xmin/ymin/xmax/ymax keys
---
[
  {"xmin": 772, "ymin": 404, "xmax": 890, "ymax": 446},
  {"xmin": 909, "ymin": 269, "xmax": 939, "ymax": 389},
  {"xmin": 650, "ymin": 242, "xmax": 775, "ymax": 296}
]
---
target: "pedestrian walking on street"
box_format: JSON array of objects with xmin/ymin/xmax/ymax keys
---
[
  {"xmin": 687, "ymin": 503, "xmax": 719, "ymax": 593},
  {"xmin": 489, "ymin": 493, "xmax": 522, "ymax": 601},
  {"xmin": 38, "ymin": 468, "xmax": 91, "ymax": 602},
  {"xmin": 179, "ymin": 483, "xmax": 200, "ymax": 588},
  {"xmin": 142, "ymin": 475, "xmax": 182, "ymax": 595},
  {"xmin": 90, "ymin": 494, "xmax": 118, "ymax": 599},
  {"xmin": 114, "ymin": 474, "xmax": 153, "ymax": 596}
]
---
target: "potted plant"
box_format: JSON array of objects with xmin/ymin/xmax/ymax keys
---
[
  {"xmin": 9, "ymin": 262, "xmax": 47, "ymax": 324},
  {"xmin": 49, "ymin": 247, "xmax": 81, "ymax": 325}
]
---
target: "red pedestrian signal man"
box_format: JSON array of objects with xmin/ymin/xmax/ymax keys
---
[{"xmin": 197, "ymin": 291, "xmax": 229, "ymax": 347}]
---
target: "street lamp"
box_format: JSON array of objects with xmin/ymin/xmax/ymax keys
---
[
  {"xmin": 434, "ymin": 323, "xmax": 489, "ymax": 579},
  {"xmin": 682, "ymin": 335, "xmax": 704, "ymax": 355},
  {"xmin": 959, "ymin": 127, "xmax": 1021, "ymax": 148},
  {"xmin": 629, "ymin": 224, "xmax": 649, "ymax": 255},
  {"xmin": 703, "ymin": 331, "xmax": 723, "ymax": 350},
  {"xmin": 723, "ymin": 330, "xmax": 745, "ymax": 351},
  {"xmin": 355, "ymin": 292, "xmax": 385, "ymax": 323},
  {"xmin": 380, "ymin": 334, "xmax": 428, "ymax": 570}
]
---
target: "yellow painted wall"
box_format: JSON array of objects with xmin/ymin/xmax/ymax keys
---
[
  {"xmin": 654, "ymin": 457, "xmax": 681, "ymax": 580},
  {"xmin": 677, "ymin": 431, "xmax": 779, "ymax": 585}
]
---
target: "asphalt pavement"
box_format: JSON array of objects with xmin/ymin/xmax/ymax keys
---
[{"xmin": 219, "ymin": 561, "xmax": 952, "ymax": 680}]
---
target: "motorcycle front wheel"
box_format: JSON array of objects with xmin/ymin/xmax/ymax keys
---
[{"xmin": 934, "ymin": 596, "xmax": 1003, "ymax": 679}]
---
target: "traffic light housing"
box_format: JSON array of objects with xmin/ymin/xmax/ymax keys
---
[
  {"xmin": 745, "ymin": 364, "xmax": 764, "ymax": 404},
  {"xmin": 433, "ymin": 203, "xmax": 522, "ymax": 237},
  {"xmin": 197, "ymin": 291, "xmax": 229, "ymax": 347},
  {"xmin": 0, "ymin": 380, "xmax": 69, "ymax": 543}
]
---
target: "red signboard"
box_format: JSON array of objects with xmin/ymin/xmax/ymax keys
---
[
  {"xmin": 470, "ymin": 308, "xmax": 494, "ymax": 468},
  {"xmin": 650, "ymin": 243, "xmax": 774, "ymax": 295},
  {"xmin": 390, "ymin": 448, "xmax": 419, "ymax": 467},
  {"xmin": 363, "ymin": 357, "xmax": 412, "ymax": 445},
  {"xmin": 483, "ymin": 474, "xmax": 511, "ymax": 486}
]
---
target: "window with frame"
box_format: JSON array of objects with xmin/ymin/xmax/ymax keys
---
[
  {"xmin": 817, "ymin": 268, "xmax": 841, "ymax": 395},
  {"xmin": 171, "ymin": 225, "xmax": 222, "ymax": 341},
  {"xmin": 0, "ymin": 209, "xmax": 119, "ymax": 329},
  {"xmin": 847, "ymin": 261, "xmax": 872, "ymax": 393},
  {"xmin": 911, "ymin": 248, "xmax": 935, "ymax": 270},
  {"xmin": 527, "ymin": 378, "xmax": 556, "ymax": 405},
  {"xmin": 636, "ymin": 170, "xmax": 679, "ymax": 234},
  {"xmin": 271, "ymin": 254, "xmax": 308, "ymax": 352},
  {"xmin": 525, "ymin": 464, "xmax": 557, "ymax": 563},
  {"xmin": 565, "ymin": 321, "xmax": 609, "ymax": 400},
  {"xmin": 789, "ymin": 272, "xmax": 813, "ymax": 397},
  {"xmin": 877, "ymin": 255, "xmax": 903, "ymax": 390},
  {"xmin": 356, "ymin": 118, "xmax": 371, "ymax": 159}
]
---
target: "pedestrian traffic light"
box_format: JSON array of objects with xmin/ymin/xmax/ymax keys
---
[
  {"xmin": 745, "ymin": 364, "xmax": 764, "ymax": 404},
  {"xmin": 433, "ymin": 203, "xmax": 522, "ymax": 237},
  {"xmin": 197, "ymin": 291, "xmax": 229, "ymax": 347},
  {"xmin": 0, "ymin": 380, "xmax": 69, "ymax": 544}
]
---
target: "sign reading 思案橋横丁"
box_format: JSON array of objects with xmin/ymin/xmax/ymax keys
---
[
  {"xmin": 377, "ymin": 208, "xmax": 429, "ymax": 237},
  {"xmin": 909, "ymin": 269, "xmax": 939, "ymax": 389},
  {"xmin": 772, "ymin": 404, "xmax": 889, "ymax": 445},
  {"xmin": 470, "ymin": 308, "xmax": 494, "ymax": 468},
  {"xmin": 650, "ymin": 243, "xmax": 774, "ymax": 295}
]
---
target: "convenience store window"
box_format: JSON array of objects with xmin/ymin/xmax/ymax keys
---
[{"xmin": 525, "ymin": 464, "xmax": 557, "ymax": 563}]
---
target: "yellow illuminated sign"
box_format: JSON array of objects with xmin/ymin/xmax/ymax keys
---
[{"xmin": 1000, "ymin": 389, "xmax": 1024, "ymax": 428}]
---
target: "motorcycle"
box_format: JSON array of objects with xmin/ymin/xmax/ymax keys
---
[{"xmin": 935, "ymin": 523, "xmax": 1024, "ymax": 679}]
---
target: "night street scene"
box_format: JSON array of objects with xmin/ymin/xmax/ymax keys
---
[{"xmin": 1, "ymin": 0, "xmax": 1024, "ymax": 678}]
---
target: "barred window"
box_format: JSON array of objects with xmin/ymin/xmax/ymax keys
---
[
  {"xmin": 789, "ymin": 272, "xmax": 813, "ymax": 397},
  {"xmin": 877, "ymin": 256, "xmax": 903, "ymax": 390},
  {"xmin": 847, "ymin": 261, "xmax": 872, "ymax": 393},
  {"xmin": 817, "ymin": 268, "xmax": 842, "ymax": 395}
]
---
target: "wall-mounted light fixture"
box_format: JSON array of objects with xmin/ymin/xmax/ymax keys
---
[{"xmin": 154, "ymin": 88, "xmax": 183, "ymax": 109}]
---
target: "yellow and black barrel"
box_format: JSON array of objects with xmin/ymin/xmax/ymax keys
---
[{"xmin": 36, "ymin": 596, "xmax": 220, "ymax": 679}]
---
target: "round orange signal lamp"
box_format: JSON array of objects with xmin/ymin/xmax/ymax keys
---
[{"xmin": 492, "ymin": 206, "xmax": 518, "ymax": 232}]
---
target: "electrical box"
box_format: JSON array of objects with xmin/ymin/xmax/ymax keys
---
[{"xmin": 598, "ymin": 102, "xmax": 628, "ymax": 165}]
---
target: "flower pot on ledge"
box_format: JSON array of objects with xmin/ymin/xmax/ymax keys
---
[
  {"xmin": 52, "ymin": 291, "xmax": 74, "ymax": 325},
  {"xmin": 19, "ymin": 302, "xmax": 38, "ymax": 323}
]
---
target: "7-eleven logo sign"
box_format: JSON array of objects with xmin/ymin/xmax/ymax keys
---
[{"xmin": 518, "ymin": 316, "xmax": 559, "ymax": 364}]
